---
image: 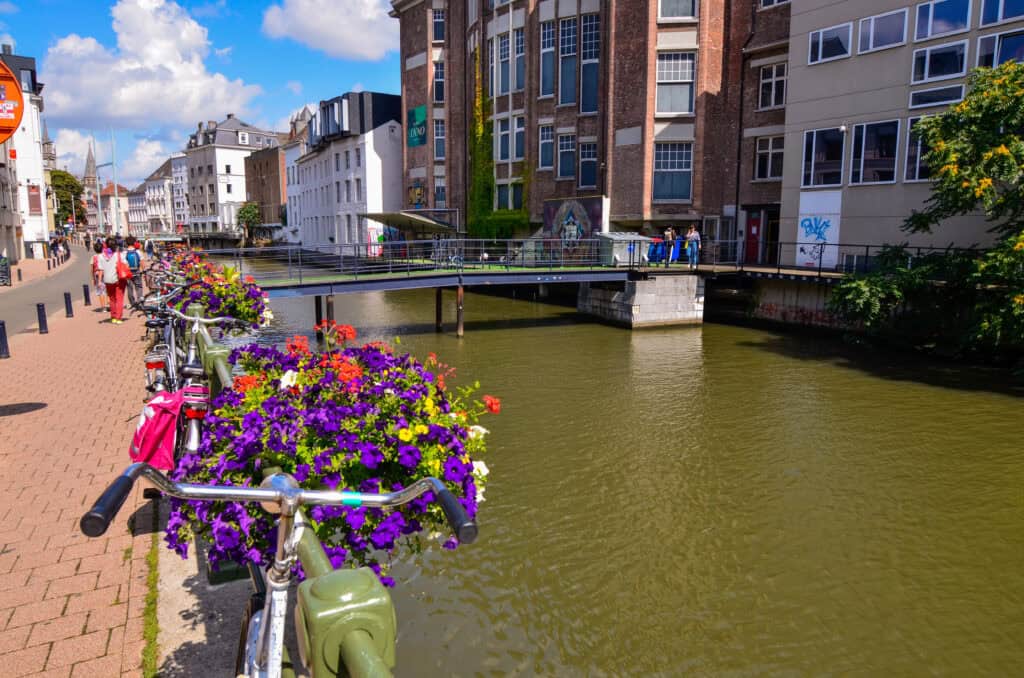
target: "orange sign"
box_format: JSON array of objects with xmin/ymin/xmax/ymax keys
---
[{"xmin": 0, "ymin": 59, "xmax": 24, "ymax": 146}]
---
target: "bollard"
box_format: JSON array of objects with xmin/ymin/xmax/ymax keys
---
[
  {"xmin": 36, "ymin": 303, "xmax": 48, "ymax": 334},
  {"xmin": 16, "ymin": 267, "xmax": 21, "ymax": 282},
  {"xmin": 83, "ymin": 284, "xmax": 91, "ymax": 306},
  {"xmin": 47, "ymin": 259, "xmax": 51, "ymax": 271},
  {"xmin": 0, "ymin": 320, "xmax": 9, "ymax": 359},
  {"xmin": 64, "ymin": 292, "xmax": 74, "ymax": 318}
]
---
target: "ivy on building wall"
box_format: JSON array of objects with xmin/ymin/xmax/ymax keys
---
[{"xmin": 467, "ymin": 47, "xmax": 495, "ymax": 237}]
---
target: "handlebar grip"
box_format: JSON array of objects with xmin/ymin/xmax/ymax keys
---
[
  {"xmin": 436, "ymin": 488, "xmax": 478, "ymax": 545},
  {"xmin": 80, "ymin": 475, "xmax": 136, "ymax": 537}
]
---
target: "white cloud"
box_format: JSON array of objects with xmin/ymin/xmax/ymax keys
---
[
  {"xmin": 191, "ymin": 0, "xmax": 226, "ymax": 18},
  {"xmin": 285, "ymin": 80, "xmax": 302, "ymax": 95},
  {"xmin": 213, "ymin": 45, "xmax": 232, "ymax": 59},
  {"xmin": 0, "ymin": 2, "xmax": 17, "ymax": 14},
  {"xmin": 55, "ymin": 129, "xmax": 167, "ymax": 187},
  {"xmin": 120, "ymin": 138, "xmax": 169, "ymax": 186},
  {"xmin": 262, "ymin": 0, "xmax": 397, "ymax": 61},
  {"xmin": 41, "ymin": 0, "xmax": 261, "ymax": 130},
  {"xmin": 54, "ymin": 129, "xmax": 106, "ymax": 176}
]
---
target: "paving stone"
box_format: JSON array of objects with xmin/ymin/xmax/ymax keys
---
[
  {"xmin": 26, "ymin": 613, "xmax": 89, "ymax": 647},
  {"xmin": 4, "ymin": 643, "xmax": 51, "ymax": 677},
  {"xmin": 45, "ymin": 630, "xmax": 108, "ymax": 669}
]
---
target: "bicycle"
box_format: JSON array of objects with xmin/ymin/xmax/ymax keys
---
[{"xmin": 80, "ymin": 463, "xmax": 478, "ymax": 678}]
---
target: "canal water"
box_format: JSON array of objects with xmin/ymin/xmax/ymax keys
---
[{"xmin": 250, "ymin": 288, "xmax": 1022, "ymax": 675}]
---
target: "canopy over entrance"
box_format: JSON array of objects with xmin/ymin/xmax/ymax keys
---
[{"xmin": 362, "ymin": 210, "xmax": 460, "ymax": 238}]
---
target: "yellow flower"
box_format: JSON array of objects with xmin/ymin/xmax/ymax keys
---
[
  {"xmin": 1014, "ymin": 241, "xmax": 1024, "ymax": 252},
  {"xmin": 398, "ymin": 428, "xmax": 413, "ymax": 442},
  {"xmin": 414, "ymin": 424, "xmax": 429, "ymax": 435},
  {"xmin": 424, "ymin": 397, "xmax": 435, "ymax": 410},
  {"xmin": 974, "ymin": 177, "xmax": 994, "ymax": 198},
  {"xmin": 994, "ymin": 144, "xmax": 1011, "ymax": 156},
  {"xmin": 940, "ymin": 164, "xmax": 959, "ymax": 176},
  {"xmin": 1014, "ymin": 294, "xmax": 1024, "ymax": 307}
]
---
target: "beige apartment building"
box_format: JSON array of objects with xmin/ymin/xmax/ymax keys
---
[{"xmin": 777, "ymin": 0, "xmax": 1022, "ymax": 269}]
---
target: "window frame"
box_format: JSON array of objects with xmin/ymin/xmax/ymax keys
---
[
  {"xmin": 498, "ymin": 33, "xmax": 511, "ymax": 95},
  {"xmin": 514, "ymin": 28, "xmax": 526, "ymax": 91},
  {"xmin": 754, "ymin": 135, "xmax": 785, "ymax": 181},
  {"xmin": 659, "ymin": 0, "xmax": 699, "ymax": 21},
  {"xmin": 656, "ymin": 51, "xmax": 697, "ymax": 115},
  {"xmin": 579, "ymin": 142, "xmax": 598, "ymax": 188},
  {"xmin": 540, "ymin": 21, "xmax": 555, "ymax": 98},
  {"xmin": 433, "ymin": 61, "xmax": 446, "ymax": 103},
  {"xmin": 981, "ymin": 0, "xmax": 1024, "ymax": 26},
  {"xmin": 757, "ymin": 62, "xmax": 787, "ymax": 110},
  {"xmin": 434, "ymin": 177, "xmax": 447, "ymax": 209},
  {"xmin": 908, "ymin": 83, "xmax": 965, "ymax": 108},
  {"xmin": 801, "ymin": 127, "xmax": 846, "ymax": 188},
  {"xmin": 513, "ymin": 116, "xmax": 526, "ymax": 160},
  {"xmin": 905, "ymin": 116, "xmax": 933, "ymax": 183},
  {"xmin": 849, "ymin": 119, "xmax": 901, "ymax": 185},
  {"xmin": 911, "ymin": 39, "xmax": 969, "ymax": 84},
  {"xmin": 914, "ymin": 0, "xmax": 972, "ymax": 42},
  {"xmin": 977, "ymin": 27, "xmax": 1024, "ymax": 67},
  {"xmin": 497, "ymin": 118, "xmax": 511, "ymax": 162},
  {"xmin": 434, "ymin": 119, "xmax": 446, "ymax": 161},
  {"xmin": 808, "ymin": 22, "xmax": 854, "ymax": 65},
  {"xmin": 557, "ymin": 134, "xmax": 576, "ymax": 179},
  {"xmin": 652, "ymin": 141, "xmax": 694, "ymax": 202},
  {"xmin": 559, "ymin": 17, "xmax": 578, "ymax": 105},
  {"xmin": 760, "ymin": 0, "xmax": 789, "ymax": 7},
  {"xmin": 433, "ymin": 9, "xmax": 445, "ymax": 42},
  {"xmin": 580, "ymin": 14, "xmax": 600, "ymax": 114},
  {"xmin": 858, "ymin": 8, "xmax": 909, "ymax": 54},
  {"xmin": 538, "ymin": 125, "xmax": 554, "ymax": 170}
]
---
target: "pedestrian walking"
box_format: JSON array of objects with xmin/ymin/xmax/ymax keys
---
[
  {"xmin": 663, "ymin": 226, "xmax": 676, "ymax": 268},
  {"xmin": 124, "ymin": 235, "xmax": 145, "ymax": 309},
  {"xmin": 96, "ymin": 237, "xmax": 129, "ymax": 323},
  {"xmin": 686, "ymin": 225, "xmax": 702, "ymax": 270},
  {"xmin": 91, "ymin": 240, "xmax": 108, "ymax": 311}
]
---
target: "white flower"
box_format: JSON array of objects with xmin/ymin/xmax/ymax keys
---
[
  {"xmin": 476, "ymin": 484, "xmax": 486, "ymax": 504},
  {"xmin": 384, "ymin": 388, "xmax": 395, "ymax": 395},
  {"xmin": 472, "ymin": 460, "xmax": 489, "ymax": 477},
  {"xmin": 468, "ymin": 425, "xmax": 490, "ymax": 440},
  {"xmin": 279, "ymin": 370, "xmax": 298, "ymax": 390}
]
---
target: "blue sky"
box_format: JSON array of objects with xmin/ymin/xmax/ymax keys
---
[{"xmin": 3, "ymin": 0, "xmax": 401, "ymax": 185}]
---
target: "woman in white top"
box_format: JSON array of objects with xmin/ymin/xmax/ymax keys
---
[{"xmin": 95, "ymin": 237, "xmax": 128, "ymax": 324}]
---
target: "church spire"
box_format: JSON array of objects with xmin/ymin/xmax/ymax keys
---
[{"xmin": 84, "ymin": 143, "xmax": 97, "ymax": 182}]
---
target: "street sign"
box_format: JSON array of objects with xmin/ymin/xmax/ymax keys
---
[{"xmin": 0, "ymin": 60, "xmax": 24, "ymax": 146}]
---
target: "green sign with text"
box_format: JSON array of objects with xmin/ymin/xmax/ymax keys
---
[{"xmin": 407, "ymin": 105, "xmax": 426, "ymax": 147}]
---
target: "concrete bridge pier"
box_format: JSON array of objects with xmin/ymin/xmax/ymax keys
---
[
  {"xmin": 577, "ymin": 275, "xmax": 705, "ymax": 327},
  {"xmin": 456, "ymin": 285, "xmax": 465, "ymax": 338}
]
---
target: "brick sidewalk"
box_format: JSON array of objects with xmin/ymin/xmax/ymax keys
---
[
  {"xmin": 0, "ymin": 253, "xmax": 78, "ymax": 296},
  {"xmin": 0, "ymin": 300, "xmax": 150, "ymax": 677}
]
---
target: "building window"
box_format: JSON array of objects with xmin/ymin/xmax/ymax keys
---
[
  {"xmin": 497, "ymin": 118, "xmax": 511, "ymax": 161},
  {"xmin": 755, "ymin": 136, "xmax": 785, "ymax": 180},
  {"xmin": 539, "ymin": 125, "xmax": 554, "ymax": 169},
  {"xmin": 345, "ymin": 150, "xmax": 351, "ymax": 169},
  {"xmin": 346, "ymin": 180, "xmax": 351, "ymax": 201},
  {"xmin": 514, "ymin": 28, "xmax": 526, "ymax": 91},
  {"xmin": 355, "ymin": 179, "xmax": 362, "ymax": 201},
  {"xmin": 915, "ymin": 0, "xmax": 970, "ymax": 41},
  {"xmin": 355, "ymin": 148, "xmax": 361, "ymax": 167},
  {"xmin": 660, "ymin": 0, "xmax": 697, "ymax": 19},
  {"xmin": 579, "ymin": 142, "xmax": 598, "ymax": 187},
  {"xmin": 238, "ymin": 132, "xmax": 249, "ymax": 145},
  {"xmin": 540, "ymin": 21, "xmax": 556, "ymax": 97},
  {"xmin": 581, "ymin": 14, "xmax": 600, "ymax": 114},
  {"xmin": 560, "ymin": 17, "xmax": 577, "ymax": 105},
  {"xmin": 513, "ymin": 116, "xmax": 525, "ymax": 159},
  {"xmin": 656, "ymin": 52, "xmax": 696, "ymax": 114},
  {"xmin": 226, "ymin": 184, "xmax": 233, "ymax": 194},
  {"xmin": 19, "ymin": 68, "xmax": 32, "ymax": 92},
  {"xmin": 226, "ymin": 164, "xmax": 232, "ymax": 174},
  {"xmin": 434, "ymin": 119, "xmax": 446, "ymax": 161},
  {"xmin": 906, "ymin": 117, "xmax": 933, "ymax": 181},
  {"xmin": 851, "ymin": 120, "xmax": 900, "ymax": 184},
  {"xmin": 653, "ymin": 142, "xmax": 693, "ymax": 201},
  {"xmin": 558, "ymin": 134, "xmax": 576, "ymax": 179},
  {"xmin": 434, "ymin": 61, "xmax": 445, "ymax": 102},
  {"xmin": 496, "ymin": 184, "xmax": 509, "ymax": 210},
  {"xmin": 912, "ymin": 40, "xmax": 967, "ymax": 83},
  {"xmin": 336, "ymin": 181, "xmax": 341, "ymax": 203},
  {"xmin": 498, "ymin": 34, "xmax": 511, "ymax": 95},
  {"xmin": 207, "ymin": 164, "xmax": 214, "ymax": 174},
  {"xmin": 909, "ymin": 83, "xmax": 964, "ymax": 107},
  {"xmin": 982, "ymin": 0, "xmax": 1024, "ymax": 24},
  {"xmin": 977, "ymin": 29, "xmax": 1024, "ymax": 68},
  {"xmin": 808, "ymin": 23, "xmax": 852, "ymax": 64},
  {"xmin": 859, "ymin": 9, "xmax": 908, "ymax": 53},
  {"xmin": 435, "ymin": 177, "xmax": 447, "ymax": 208},
  {"xmin": 433, "ymin": 9, "xmax": 445, "ymax": 42},
  {"xmin": 761, "ymin": 0, "xmax": 789, "ymax": 6},
  {"xmin": 488, "ymin": 38, "xmax": 495, "ymax": 97},
  {"xmin": 758, "ymin": 63, "xmax": 786, "ymax": 109},
  {"xmin": 334, "ymin": 153, "xmax": 340, "ymax": 171},
  {"xmin": 802, "ymin": 128, "xmax": 845, "ymax": 187}
]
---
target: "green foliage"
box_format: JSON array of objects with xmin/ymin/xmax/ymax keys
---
[
  {"xmin": 237, "ymin": 201, "xmax": 262, "ymax": 229},
  {"xmin": 467, "ymin": 47, "xmax": 495, "ymax": 237},
  {"xmin": 973, "ymin": 231, "xmax": 1024, "ymax": 347},
  {"xmin": 474, "ymin": 209, "xmax": 529, "ymax": 240},
  {"xmin": 50, "ymin": 170, "xmax": 87, "ymax": 227},
  {"xmin": 906, "ymin": 61, "xmax": 1024, "ymax": 236}
]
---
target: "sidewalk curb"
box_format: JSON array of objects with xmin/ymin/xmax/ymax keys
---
[{"xmin": 0, "ymin": 250, "xmax": 80, "ymax": 296}]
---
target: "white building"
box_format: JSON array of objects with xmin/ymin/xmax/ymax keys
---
[
  {"xmin": 2, "ymin": 47, "xmax": 48, "ymax": 258},
  {"xmin": 127, "ymin": 185, "xmax": 146, "ymax": 235},
  {"xmin": 184, "ymin": 114, "xmax": 279, "ymax": 234},
  {"xmin": 294, "ymin": 92, "xmax": 402, "ymax": 249},
  {"xmin": 143, "ymin": 158, "xmax": 173, "ymax": 233},
  {"xmin": 283, "ymin": 107, "xmax": 312, "ymax": 245},
  {"xmin": 171, "ymin": 152, "xmax": 189, "ymax": 231}
]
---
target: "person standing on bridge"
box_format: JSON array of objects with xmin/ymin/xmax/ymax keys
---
[
  {"xmin": 686, "ymin": 225, "xmax": 701, "ymax": 271},
  {"xmin": 663, "ymin": 226, "xmax": 676, "ymax": 268}
]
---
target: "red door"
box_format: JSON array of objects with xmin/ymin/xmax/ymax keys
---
[{"xmin": 745, "ymin": 214, "xmax": 761, "ymax": 264}]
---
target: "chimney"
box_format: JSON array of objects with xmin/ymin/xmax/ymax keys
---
[
  {"xmin": 197, "ymin": 122, "xmax": 204, "ymax": 131},
  {"xmin": 1, "ymin": 45, "xmax": 11, "ymax": 55},
  {"xmin": 208, "ymin": 120, "xmax": 217, "ymax": 130},
  {"xmin": 226, "ymin": 113, "xmax": 234, "ymax": 119}
]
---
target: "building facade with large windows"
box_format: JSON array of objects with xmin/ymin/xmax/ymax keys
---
[{"xmin": 390, "ymin": 0, "xmax": 748, "ymax": 239}]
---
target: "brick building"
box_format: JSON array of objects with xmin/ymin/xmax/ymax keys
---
[
  {"xmin": 390, "ymin": 0, "xmax": 749, "ymax": 241},
  {"xmin": 244, "ymin": 145, "xmax": 287, "ymax": 233}
]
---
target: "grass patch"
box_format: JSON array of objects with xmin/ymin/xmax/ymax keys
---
[{"xmin": 141, "ymin": 503, "xmax": 160, "ymax": 677}]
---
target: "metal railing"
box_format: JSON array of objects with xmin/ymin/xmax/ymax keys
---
[{"xmin": 730, "ymin": 241, "xmax": 986, "ymax": 278}]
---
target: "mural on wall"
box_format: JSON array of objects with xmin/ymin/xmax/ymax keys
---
[
  {"xmin": 797, "ymin": 190, "xmax": 842, "ymax": 269},
  {"xmin": 543, "ymin": 197, "xmax": 602, "ymax": 243},
  {"xmin": 407, "ymin": 106, "xmax": 426, "ymax": 148}
]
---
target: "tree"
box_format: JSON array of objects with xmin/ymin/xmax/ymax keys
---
[
  {"xmin": 237, "ymin": 201, "xmax": 261, "ymax": 248},
  {"xmin": 905, "ymin": 61, "xmax": 1024, "ymax": 237},
  {"xmin": 50, "ymin": 170, "xmax": 87, "ymax": 228}
]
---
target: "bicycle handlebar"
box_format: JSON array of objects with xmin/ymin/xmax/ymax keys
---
[
  {"xmin": 80, "ymin": 463, "xmax": 478, "ymax": 545},
  {"xmin": 164, "ymin": 306, "xmax": 248, "ymax": 328}
]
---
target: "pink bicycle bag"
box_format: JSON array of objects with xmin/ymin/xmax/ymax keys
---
[{"xmin": 129, "ymin": 390, "xmax": 185, "ymax": 471}]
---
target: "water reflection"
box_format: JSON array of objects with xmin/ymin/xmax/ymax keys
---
[{"xmin": 243, "ymin": 288, "xmax": 1023, "ymax": 675}]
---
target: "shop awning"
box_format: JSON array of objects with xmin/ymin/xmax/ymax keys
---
[{"xmin": 361, "ymin": 211, "xmax": 456, "ymax": 233}]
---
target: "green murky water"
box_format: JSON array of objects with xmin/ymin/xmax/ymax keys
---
[{"xmin": 253, "ymin": 287, "xmax": 1022, "ymax": 676}]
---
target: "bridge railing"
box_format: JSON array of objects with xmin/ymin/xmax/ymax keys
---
[{"xmin": 734, "ymin": 241, "xmax": 986, "ymax": 277}]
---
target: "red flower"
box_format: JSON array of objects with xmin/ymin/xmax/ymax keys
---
[
  {"xmin": 483, "ymin": 395, "xmax": 501, "ymax": 414},
  {"xmin": 286, "ymin": 335, "xmax": 310, "ymax": 355},
  {"xmin": 244, "ymin": 275, "xmax": 255, "ymax": 284},
  {"xmin": 232, "ymin": 375, "xmax": 260, "ymax": 393}
]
